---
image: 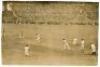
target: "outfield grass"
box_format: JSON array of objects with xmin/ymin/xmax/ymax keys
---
[{"xmin": 2, "ymin": 24, "xmax": 98, "ymax": 65}]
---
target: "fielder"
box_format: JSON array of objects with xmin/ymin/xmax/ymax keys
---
[
  {"xmin": 24, "ymin": 44, "xmax": 30, "ymax": 56},
  {"xmin": 80, "ymin": 39, "xmax": 85, "ymax": 52},
  {"xmin": 36, "ymin": 33, "xmax": 41, "ymax": 42},
  {"xmin": 90, "ymin": 43, "xmax": 96, "ymax": 55},
  {"xmin": 63, "ymin": 39, "xmax": 71, "ymax": 50}
]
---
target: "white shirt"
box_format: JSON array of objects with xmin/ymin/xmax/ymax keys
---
[
  {"xmin": 81, "ymin": 40, "xmax": 85, "ymax": 49},
  {"xmin": 81, "ymin": 40, "xmax": 85, "ymax": 44},
  {"xmin": 63, "ymin": 40, "xmax": 68, "ymax": 45},
  {"xmin": 91, "ymin": 44, "xmax": 96, "ymax": 52},
  {"xmin": 24, "ymin": 46, "xmax": 29, "ymax": 52},
  {"xmin": 7, "ymin": 3, "xmax": 12, "ymax": 11},
  {"xmin": 73, "ymin": 38, "xmax": 78, "ymax": 45}
]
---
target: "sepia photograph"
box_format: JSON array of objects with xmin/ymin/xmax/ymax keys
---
[{"xmin": 2, "ymin": 1, "xmax": 98, "ymax": 65}]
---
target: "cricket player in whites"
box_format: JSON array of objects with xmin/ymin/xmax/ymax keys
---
[
  {"xmin": 63, "ymin": 39, "xmax": 71, "ymax": 50},
  {"xmin": 24, "ymin": 44, "xmax": 30, "ymax": 56},
  {"xmin": 36, "ymin": 33, "xmax": 41, "ymax": 42},
  {"xmin": 90, "ymin": 43, "xmax": 96, "ymax": 55},
  {"xmin": 80, "ymin": 39, "xmax": 85, "ymax": 53}
]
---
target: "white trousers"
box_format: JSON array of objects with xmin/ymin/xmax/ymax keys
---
[
  {"xmin": 64, "ymin": 44, "xmax": 71, "ymax": 50},
  {"xmin": 25, "ymin": 50, "xmax": 29, "ymax": 56}
]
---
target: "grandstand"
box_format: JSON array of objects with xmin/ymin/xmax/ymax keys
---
[{"xmin": 3, "ymin": 1, "xmax": 98, "ymax": 25}]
